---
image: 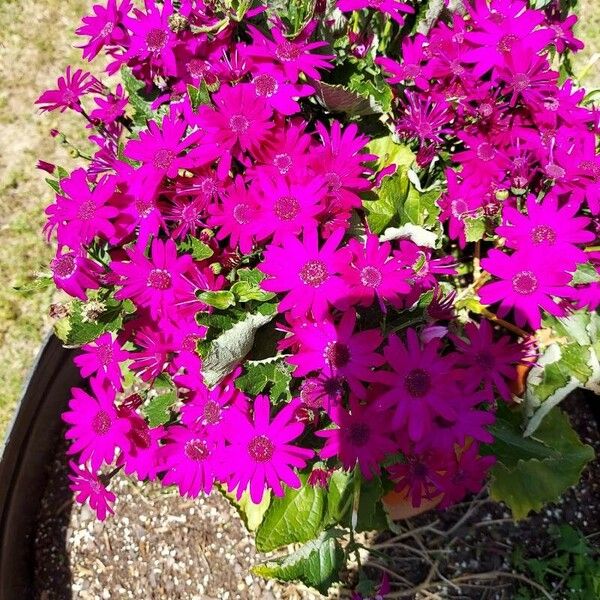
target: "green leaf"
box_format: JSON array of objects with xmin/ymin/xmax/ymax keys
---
[
  {"xmin": 143, "ymin": 391, "xmax": 177, "ymax": 427},
  {"xmin": 121, "ymin": 66, "xmax": 163, "ymax": 125},
  {"xmin": 571, "ymin": 262, "xmax": 600, "ymax": 285},
  {"xmin": 401, "ymin": 184, "xmax": 442, "ymax": 229},
  {"xmin": 256, "ymin": 473, "xmax": 326, "ymax": 552},
  {"xmin": 181, "ymin": 236, "xmax": 214, "ymax": 261},
  {"xmin": 221, "ymin": 488, "xmax": 272, "ymax": 532},
  {"xmin": 201, "ymin": 311, "xmax": 275, "ymax": 388},
  {"xmin": 366, "ymin": 137, "xmax": 415, "ymax": 173},
  {"xmin": 253, "ymin": 530, "xmax": 344, "ymax": 595},
  {"xmin": 231, "ymin": 269, "xmax": 275, "ymax": 302},
  {"xmin": 464, "ymin": 217, "xmax": 486, "ymax": 243},
  {"xmin": 325, "ymin": 470, "xmax": 353, "ymax": 526},
  {"xmin": 343, "ymin": 476, "xmax": 388, "ymax": 533},
  {"xmin": 347, "ymin": 72, "xmax": 393, "ymax": 114},
  {"xmin": 13, "ymin": 275, "xmax": 53, "ymax": 296},
  {"xmin": 488, "ymin": 407, "xmax": 595, "ymax": 519},
  {"xmin": 197, "ymin": 290, "xmax": 235, "ymax": 309},
  {"xmin": 235, "ymin": 359, "xmax": 293, "ymax": 402},
  {"xmin": 187, "ymin": 81, "xmax": 212, "ymax": 110},
  {"xmin": 312, "ymin": 80, "xmax": 385, "ymax": 116},
  {"xmin": 363, "ymin": 171, "xmax": 410, "ymax": 234}
]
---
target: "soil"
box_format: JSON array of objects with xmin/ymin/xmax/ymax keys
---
[{"xmin": 33, "ymin": 394, "xmax": 599, "ymax": 600}]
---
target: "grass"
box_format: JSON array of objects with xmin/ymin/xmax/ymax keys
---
[{"xmin": 0, "ymin": 1, "xmax": 598, "ymax": 435}]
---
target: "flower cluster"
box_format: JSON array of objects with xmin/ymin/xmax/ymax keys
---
[{"xmin": 37, "ymin": 0, "xmax": 598, "ymax": 592}]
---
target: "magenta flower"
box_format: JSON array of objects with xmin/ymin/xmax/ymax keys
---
[
  {"xmin": 159, "ymin": 424, "xmax": 222, "ymax": 498},
  {"xmin": 340, "ymin": 235, "xmax": 412, "ymax": 308},
  {"xmin": 376, "ymin": 329, "xmax": 457, "ymax": 441},
  {"xmin": 337, "ymin": 0, "xmax": 413, "ymax": 25},
  {"xmin": 254, "ymin": 174, "xmax": 326, "ymax": 244},
  {"xmin": 451, "ymin": 320, "xmax": 525, "ymax": 401},
  {"xmin": 249, "ymin": 67, "xmax": 313, "ymax": 115},
  {"xmin": 221, "ymin": 396, "xmax": 313, "ymax": 503},
  {"xmin": 496, "ymin": 194, "xmax": 593, "ymax": 268},
  {"xmin": 45, "ymin": 169, "xmax": 118, "ymax": 248},
  {"xmin": 120, "ymin": 414, "xmax": 164, "ymax": 481},
  {"xmin": 479, "ymin": 248, "xmax": 573, "ymax": 329},
  {"xmin": 317, "ymin": 398, "xmax": 397, "ymax": 478},
  {"xmin": 287, "ymin": 310, "xmax": 384, "ymax": 397},
  {"xmin": 111, "ymin": 238, "xmax": 193, "ymax": 320},
  {"xmin": 63, "ymin": 377, "xmax": 131, "ymax": 470},
  {"xmin": 548, "ymin": 14, "xmax": 584, "ymax": 54},
  {"xmin": 376, "ymin": 35, "xmax": 431, "ymax": 90},
  {"xmin": 68, "ymin": 461, "xmax": 116, "ymax": 521},
  {"xmin": 128, "ymin": 325, "xmax": 175, "ymax": 382},
  {"xmin": 243, "ymin": 22, "xmax": 334, "ymax": 83},
  {"xmin": 76, "ymin": 0, "xmax": 132, "ymax": 61},
  {"xmin": 35, "ymin": 67, "xmax": 100, "ymax": 113},
  {"xmin": 207, "ymin": 176, "xmax": 261, "ymax": 254},
  {"xmin": 74, "ymin": 332, "xmax": 129, "ymax": 391},
  {"xmin": 50, "ymin": 250, "xmax": 102, "ymax": 300},
  {"xmin": 260, "ymin": 227, "xmax": 351, "ymax": 320},
  {"xmin": 90, "ymin": 84, "xmax": 128, "ymax": 124},
  {"xmin": 396, "ymin": 92, "xmax": 452, "ymax": 145}
]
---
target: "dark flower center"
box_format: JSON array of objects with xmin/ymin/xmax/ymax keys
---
[
  {"xmin": 512, "ymin": 270, "xmax": 539, "ymax": 295},
  {"xmin": 276, "ymin": 41, "xmax": 301, "ymax": 62},
  {"xmin": 512, "ymin": 73, "xmax": 531, "ymax": 92},
  {"xmin": 274, "ymin": 153, "xmax": 292, "ymax": 174},
  {"xmin": 229, "ymin": 114, "xmax": 250, "ymax": 134},
  {"xmin": 78, "ymin": 200, "xmax": 96, "ymax": 221},
  {"xmin": 248, "ymin": 434, "xmax": 274, "ymax": 462},
  {"xmin": 404, "ymin": 368, "xmax": 432, "ymax": 398},
  {"xmin": 147, "ymin": 268, "xmax": 172, "ymax": 290},
  {"xmin": 545, "ymin": 163, "xmax": 565, "ymax": 179},
  {"xmin": 474, "ymin": 350, "xmax": 495, "ymax": 371},
  {"xmin": 101, "ymin": 22, "xmax": 114, "ymax": 37},
  {"xmin": 360, "ymin": 265, "xmax": 382, "ymax": 288},
  {"xmin": 254, "ymin": 73, "xmax": 278, "ymax": 97},
  {"xmin": 347, "ymin": 423, "xmax": 370, "ymax": 447},
  {"xmin": 274, "ymin": 195, "xmax": 300, "ymax": 221},
  {"xmin": 324, "ymin": 341, "xmax": 351, "ymax": 369},
  {"xmin": 233, "ymin": 202, "xmax": 252, "ymax": 224},
  {"xmin": 146, "ymin": 28, "xmax": 169, "ymax": 51},
  {"xmin": 299, "ymin": 259, "xmax": 328, "ymax": 287},
  {"xmin": 202, "ymin": 400, "xmax": 221, "ymax": 425},
  {"xmin": 92, "ymin": 410, "xmax": 112, "ymax": 435},
  {"xmin": 498, "ymin": 33, "xmax": 518, "ymax": 53},
  {"xmin": 403, "ymin": 64, "xmax": 421, "ymax": 79},
  {"xmin": 530, "ymin": 224, "xmax": 556, "ymax": 245},
  {"xmin": 153, "ymin": 149, "xmax": 176, "ymax": 171},
  {"xmin": 97, "ymin": 343, "xmax": 113, "ymax": 366},
  {"xmin": 476, "ymin": 142, "xmax": 495, "ymax": 161},
  {"xmin": 325, "ymin": 172, "xmax": 342, "ymax": 192},
  {"xmin": 184, "ymin": 438, "xmax": 210, "ymax": 461},
  {"xmin": 135, "ymin": 197, "xmax": 155, "ymax": 217},
  {"xmin": 51, "ymin": 254, "xmax": 77, "ymax": 279}
]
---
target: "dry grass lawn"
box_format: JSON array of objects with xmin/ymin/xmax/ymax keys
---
[{"xmin": 0, "ymin": 1, "xmax": 598, "ymax": 434}]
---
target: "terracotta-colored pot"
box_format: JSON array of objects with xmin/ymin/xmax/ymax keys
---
[{"xmin": 382, "ymin": 491, "xmax": 441, "ymax": 520}]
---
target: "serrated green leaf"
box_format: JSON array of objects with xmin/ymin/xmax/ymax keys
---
[
  {"xmin": 231, "ymin": 280, "xmax": 275, "ymax": 303},
  {"xmin": 363, "ymin": 171, "xmax": 410, "ymax": 234},
  {"xmin": 253, "ymin": 530, "xmax": 344, "ymax": 594},
  {"xmin": 255, "ymin": 473, "xmax": 326, "ymax": 552},
  {"xmin": 13, "ymin": 275, "xmax": 53, "ymax": 296},
  {"xmin": 489, "ymin": 407, "xmax": 595, "ymax": 519},
  {"xmin": 221, "ymin": 488, "xmax": 272, "ymax": 532},
  {"xmin": 143, "ymin": 391, "xmax": 177, "ymax": 427},
  {"xmin": 571, "ymin": 262, "xmax": 600, "ymax": 285},
  {"xmin": 198, "ymin": 290, "xmax": 235, "ymax": 309},
  {"xmin": 187, "ymin": 81, "xmax": 212, "ymax": 110},
  {"xmin": 464, "ymin": 217, "xmax": 486, "ymax": 242},
  {"xmin": 343, "ymin": 475, "xmax": 388, "ymax": 532},
  {"xmin": 121, "ymin": 66, "xmax": 163, "ymax": 125},
  {"xmin": 55, "ymin": 300, "xmax": 125, "ymax": 347},
  {"xmin": 366, "ymin": 137, "xmax": 415, "ymax": 173},
  {"xmin": 401, "ymin": 185, "xmax": 442, "ymax": 229},
  {"xmin": 181, "ymin": 237, "xmax": 214, "ymax": 261},
  {"xmin": 324, "ymin": 470, "xmax": 353, "ymax": 526},
  {"xmin": 235, "ymin": 360, "xmax": 293, "ymax": 402}
]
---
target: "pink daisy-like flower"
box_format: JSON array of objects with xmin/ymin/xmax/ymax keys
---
[
  {"xmin": 243, "ymin": 22, "xmax": 334, "ymax": 83},
  {"xmin": 119, "ymin": 412, "xmax": 165, "ymax": 481},
  {"xmin": 287, "ymin": 310, "xmax": 384, "ymax": 397},
  {"xmin": 50, "ymin": 250, "xmax": 103, "ymax": 300},
  {"xmin": 249, "ymin": 66, "xmax": 314, "ymax": 116},
  {"xmin": 395, "ymin": 92, "xmax": 452, "ymax": 146},
  {"xmin": 76, "ymin": 0, "xmax": 132, "ymax": 61},
  {"xmin": 337, "ymin": 0, "xmax": 413, "ymax": 25},
  {"xmin": 376, "ymin": 34, "xmax": 431, "ymax": 90},
  {"xmin": 341, "ymin": 235, "xmax": 412, "ymax": 308},
  {"xmin": 63, "ymin": 377, "xmax": 131, "ymax": 470},
  {"xmin": 45, "ymin": 169, "xmax": 118, "ymax": 248},
  {"xmin": 159, "ymin": 424, "xmax": 222, "ymax": 498},
  {"xmin": 111, "ymin": 238, "xmax": 193, "ymax": 320},
  {"xmin": 254, "ymin": 174, "xmax": 326, "ymax": 244},
  {"xmin": 479, "ymin": 248, "xmax": 573, "ymax": 329},
  {"xmin": 127, "ymin": 325, "xmax": 175, "ymax": 382},
  {"xmin": 74, "ymin": 332, "xmax": 129, "ymax": 391},
  {"xmin": 260, "ymin": 227, "xmax": 351, "ymax": 320},
  {"xmin": 496, "ymin": 193, "xmax": 593, "ymax": 268},
  {"xmin": 207, "ymin": 176, "xmax": 261, "ymax": 254},
  {"xmin": 90, "ymin": 84, "xmax": 128, "ymax": 125},
  {"xmin": 376, "ymin": 329, "xmax": 457, "ymax": 441},
  {"xmin": 221, "ymin": 396, "xmax": 314, "ymax": 503},
  {"xmin": 35, "ymin": 67, "xmax": 100, "ymax": 113},
  {"xmin": 68, "ymin": 461, "xmax": 116, "ymax": 521},
  {"xmin": 451, "ymin": 320, "xmax": 526, "ymax": 401},
  {"xmin": 317, "ymin": 397, "xmax": 397, "ymax": 478}
]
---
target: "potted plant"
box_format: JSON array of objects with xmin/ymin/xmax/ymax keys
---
[{"xmin": 20, "ymin": 0, "xmax": 599, "ymax": 595}]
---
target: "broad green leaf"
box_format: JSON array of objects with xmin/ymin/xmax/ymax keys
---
[
  {"xmin": 187, "ymin": 81, "xmax": 212, "ymax": 110},
  {"xmin": 143, "ymin": 391, "xmax": 177, "ymax": 427},
  {"xmin": 256, "ymin": 473, "xmax": 326, "ymax": 552},
  {"xmin": 347, "ymin": 72, "xmax": 393, "ymax": 113},
  {"xmin": 489, "ymin": 407, "xmax": 595, "ymax": 519},
  {"xmin": 464, "ymin": 217, "xmax": 486, "ymax": 242},
  {"xmin": 571, "ymin": 262, "xmax": 600, "ymax": 285},
  {"xmin": 324, "ymin": 470, "xmax": 353, "ymax": 526},
  {"xmin": 235, "ymin": 359, "xmax": 293, "ymax": 402},
  {"xmin": 121, "ymin": 66, "xmax": 161, "ymax": 124},
  {"xmin": 253, "ymin": 530, "xmax": 344, "ymax": 594},
  {"xmin": 201, "ymin": 311, "xmax": 274, "ymax": 388},
  {"xmin": 197, "ymin": 290, "xmax": 235, "ymax": 309},
  {"xmin": 221, "ymin": 488, "xmax": 272, "ymax": 532},
  {"xmin": 312, "ymin": 80, "xmax": 384, "ymax": 116},
  {"xmin": 13, "ymin": 275, "xmax": 52, "ymax": 296},
  {"xmin": 366, "ymin": 137, "xmax": 415, "ymax": 173},
  {"xmin": 181, "ymin": 237, "xmax": 214, "ymax": 261},
  {"xmin": 401, "ymin": 185, "xmax": 442, "ymax": 229},
  {"xmin": 363, "ymin": 171, "xmax": 410, "ymax": 234},
  {"xmin": 231, "ymin": 270, "xmax": 275, "ymax": 302},
  {"xmin": 342, "ymin": 476, "xmax": 388, "ymax": 532}
]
